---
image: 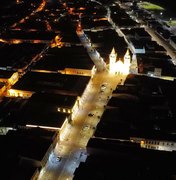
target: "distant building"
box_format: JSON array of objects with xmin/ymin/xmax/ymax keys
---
[
  {"xmin": 0, "ymin": 70, "xmax": 19, "ymax": 85},
  {"xmin": 6, "ymin": 89, "xmax": 34, "ymax": 98},
  {"xmin": 0, "ymin": 70, "xmax": 19, "ymax": 95},
  {"xmin": 130, "ymin": 137, "xmax": 176, "ymax": 152},
  {"xmin": 128, "ymin": 39, "xmax": 145, "ymax": 54},
  {"xmin": 0, "ymin": 127, "xmax": 15, "ymax": 135},
  {"xmin": 154, "ymin": 68, "xmax": 162, "ymax": 76}
]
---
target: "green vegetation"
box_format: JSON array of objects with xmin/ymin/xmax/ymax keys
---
[
  {"xmin": 166, "ymin": 20, "xmax": 176, "ymax": 27},
  {"xmin": 138, "ymin": 1, "xmax": 165, "ymax": 11}
]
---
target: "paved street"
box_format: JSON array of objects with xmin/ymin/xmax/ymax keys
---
[{"xmin": 37, "ymin": 63, "xmax": 126, "ymax": 180}]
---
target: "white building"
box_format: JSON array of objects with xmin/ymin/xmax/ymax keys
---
[
  {"xmin": 108, "ymin": 48, "xmax": 132, "ymax": 75},
  {"xmin": 130, "ymin": 137, "xmax": 176, "ymax": 152}
]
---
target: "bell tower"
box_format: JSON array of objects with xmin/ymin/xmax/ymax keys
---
[
  {"xmin": 124, "ymin": 48, "xmax": 131, "ymax": 67},
  {"xmin": 109, "ymin": 48, "xmax": 117, "ymax": 72}
]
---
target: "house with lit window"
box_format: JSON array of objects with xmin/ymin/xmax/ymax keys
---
[
  {"xmin": 0, "ymin": 70, "xmax": 19, "ymax": 85},
  {"xmin": 0, "ymin": 70, "xmax": 19, "ymax": 95},
  {"xmin": 130, "ymin": 137, "xmax": 176, "ymax": 152}
]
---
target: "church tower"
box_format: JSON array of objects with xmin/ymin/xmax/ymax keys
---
[
  {"xmin": 109, "ymin": 48, "xmax": 117, "ymax": 72},
  {"xmin": 124, "ymin": 48, "xmax": 131, "ymax": 67},
  {"xmin": 130, "ymin": 54, "xmax": 138, "ymax": 74}
]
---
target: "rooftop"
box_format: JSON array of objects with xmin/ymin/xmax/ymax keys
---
[
  {"xmin": 0, "ymin": 43, "xmax": 45, "ymax": 70},
  {"xmin": 0, "ymin": 128, "xmax": 55, "ymax": 179},
  {"xmin": 74, "ymin": 137, "xmax": 176, "ymax": 180},
  {"xmin": 32, "ymin": 46, "xmax": 94, "ymax": 71},
  {"xmin": 12, "ymin": 71, "xmax": 90, "ymax": 96}
]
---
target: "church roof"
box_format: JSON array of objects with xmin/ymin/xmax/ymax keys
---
[
  {"xmin": 125, "ymin": 48, "xmax": 130, "ymax": 56},
  {"xmin": 111, "ymin": 47, "xmax": 116, "ymax": 55}
]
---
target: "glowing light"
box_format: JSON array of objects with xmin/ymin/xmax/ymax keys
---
[
  {"xmin": 46, "ymin": 21, "xmax": 51, "ymax": 31},
  {"xmin": 141, "ymin": 140, "xmax": 144, "ymax": 144},
  {"xmin": 16, "ymin": 0, "xmax": 20, "ymax": 4},
  {"xmin": 12, "ymin": 39, "xmax": 22, "ymax": 44},
  {"xmin": 8, "ymin": 89, "xmax": 16, "ymax": 96},
  {"xmin": 26, "ymin": 124, "xmax": 60, "ymax": 130},
  {"xmin": 51, "ymin": 35, "xmax": 63, "ymax": 48},
  {"xmin": 116, "ymin": 59, "xmax": 125, "ymax": 73},
  {"xmin": 109, "ymin": 48, "xmax": 131, "ymax": 75},
  {"xmin": 0, "ymin": 39, "xmax": 7, "ymax": 43},
  {"xmin": 77, "ymin": 21, "xmax": 82, "ymax": 32},
  {"xmin": 33, "ymin": 40, "xmax": 42, "ymax": 43},
  {"xmin": 36, "ymin": 0, "xmax": 46, "ymax": 12}
]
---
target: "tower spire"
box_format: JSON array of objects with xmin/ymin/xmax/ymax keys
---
[
  {"xmin": 124, "ymin": 48, "xmax": 131, "ymax": 67},
  {"xmin": 109, "ymin": 47, "xmax": 117, "ymax": 73}
]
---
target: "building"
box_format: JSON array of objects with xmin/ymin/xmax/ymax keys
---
[
  {"xmin": 108, "ymin": 48, "xmax": 131, "ymax": 75},
  {"xmin": 0, "ymin": 70, "xmax": 19, "ymax": 85},
  {"xmin": 6, "ymin": 71, "xmax": 91, "ymax": 98},
  {"xmin": 130, "ymin": 137, "xmax": 176, "ymax": 152}
]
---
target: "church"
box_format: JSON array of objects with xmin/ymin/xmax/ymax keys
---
[{"xmin": 108, "ymin": 48, "xmax": 132, "ymax": 75}]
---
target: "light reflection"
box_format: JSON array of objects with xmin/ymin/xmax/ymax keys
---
[{"xmin": 26, "ymin": 124, "xmax": 60, "ymax": 131}]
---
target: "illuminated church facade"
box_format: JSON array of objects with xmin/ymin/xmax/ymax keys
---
[{"xmin": 108, "ymin": 48, "xmax": 132, "ymax": 75}]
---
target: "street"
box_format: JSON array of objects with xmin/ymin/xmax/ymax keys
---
[{"xmin": 37, "ymin": 61, "xmax": 126, "ymax": 180}]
